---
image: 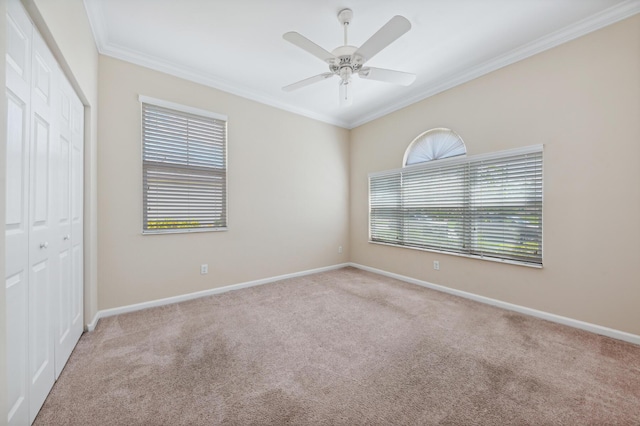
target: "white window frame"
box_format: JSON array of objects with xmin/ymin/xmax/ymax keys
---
[
  {"xmin": 369, "ymin": 145, "xmax": 543, "ymax": 267},
  {"xmin": 140, "ymin": 95, "xmax": 228, "ymax": 235}
]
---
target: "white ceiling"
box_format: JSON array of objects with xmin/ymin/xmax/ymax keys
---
[{"xmin": 83, "ymin": 0, "xmax": 639, "ymax": 129}]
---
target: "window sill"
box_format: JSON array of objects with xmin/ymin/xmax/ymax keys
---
[{"xmin": 142, "ymin": 227, "xmax": 228, "ymax": 235}]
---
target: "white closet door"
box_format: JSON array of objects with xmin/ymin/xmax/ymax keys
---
[
  {"xmin": 27, "ymin": 27, "xmax": 59, "ymax": 424},
  {"xmin": 6, "ymin": 1, "xmax": 84, "ymax": 423},
  {"xmin": 69, "ymin": 87, "xmax": 84, "ymax": 350},
  {"xmin": 5, "ymin": 1, "xmax": 33, "ymax": 424},
  {"xmin": 54, "ymin": 76, "xmax": 72, "ymax": 377},
  {"xmin": 54, "ymin": 76, "xmax": 83, "ymax": 377}
]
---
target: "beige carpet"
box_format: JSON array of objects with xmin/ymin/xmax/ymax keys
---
[{"xmin": 35, "ymin": 267, "xmax": 640, "ymax": 425}]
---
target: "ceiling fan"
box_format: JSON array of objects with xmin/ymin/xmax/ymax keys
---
[{"xmin": 282, "ymin": 8, "xmax": 415, "ymax": 106}]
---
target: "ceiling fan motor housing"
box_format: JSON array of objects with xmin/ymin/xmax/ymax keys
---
[{"xmin": 330, "ymin": 46, "xmax": 362, "ymax": 78}]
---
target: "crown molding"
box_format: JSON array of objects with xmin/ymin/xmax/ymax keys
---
[
  {"xmin": 100, "ymin": 41, "xmax": 351, "ymax": 128},
  {"xmin": 349, "ymin": 0, "xmax": 640, "ymax": 129},
  {"xmin": 348, "ymin": 0, "xmax": 640, "ymax": 128},
  {"xmin": 83, "ymin": 0, "xmax": 108, "ymax": 53},
  {"xmin": 84, "ymin": 0, "xmax": 639, "ymax": 130},
  {"xmin": 82, "ymin": 0, "xmax": 349, "ymax": 128}
]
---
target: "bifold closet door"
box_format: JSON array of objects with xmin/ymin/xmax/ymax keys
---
[
  {"xmin": 6, "ymin": 3, "xmax": 57, "ymax": 422},
  {"xmin": 26, "ymin": 23, "xmax": 59, "ymax": 424},
  {"xmin": 5, "ymin": 1, "xmax": 33, "ymax": 423},
  {"xmin": 54, "ymin": 74, "xmax": 84, "ymax": 378},
  {"xmin": 5, "ymin": 0, "xmax": 84, "ymax": 424}
]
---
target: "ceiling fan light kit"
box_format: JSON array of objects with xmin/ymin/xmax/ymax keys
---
[{"xmin": 283, "ymin": 8, "xmax": 416, "ymax": 106}]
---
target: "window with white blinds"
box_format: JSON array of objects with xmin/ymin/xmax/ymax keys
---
[
  {"xmin": 369, "ymin": 146, "xmax": 543, "ymax": 266},
  {"xmin": 141, "ymin": 96, "xmax": 227, "ymax": 234}
]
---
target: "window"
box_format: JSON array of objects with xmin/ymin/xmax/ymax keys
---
[
  {"xmin": 141, "ymin": 96, "xmax": 227, "ymax": 234},
  {"xmin": 403, "ymin": 128, "xmax": 466, "ymax": 165},
  {"xmin": 369, "ymin": 145, "xmax": 543, "ymax": 266}
]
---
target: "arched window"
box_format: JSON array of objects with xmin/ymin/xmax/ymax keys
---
[
  {"xmin": 403, "ymin": 128, "xmax": 466, "ymax": 166},
  {"xmin": 370, "ymin": 129, "xmax": 543, "ymax": 266}
]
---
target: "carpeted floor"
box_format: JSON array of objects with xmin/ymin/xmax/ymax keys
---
[{"xmin": 35, "ymin": 267, "xmax": 640, "ymax": 425}]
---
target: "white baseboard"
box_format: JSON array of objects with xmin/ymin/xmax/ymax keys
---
[
  {"xmin": 84, "ymin": 263, "xmax": 350, "ymax": 331},
  {"xmin": 348, "ymin": 262, "xmax": 640, "ymax": 346},
  {"xmin": 85, "ymin": 261, "xmax": 639, "ymax": 346},
  {"xmin": 85, "ymin": 313, "xmax": 100, "ymax": 332}
]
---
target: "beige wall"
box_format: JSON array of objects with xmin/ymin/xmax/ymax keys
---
[
  {"xmin": 26, "ymin": 0, "xmax": 100, "ymax": 323},
  {"xmin": 97, "ymin": 56, "xmax": 350, "ymax": 310},
  {"xmin": 350, "ymin": 16, "xmax": 640, "ymax": 335}
]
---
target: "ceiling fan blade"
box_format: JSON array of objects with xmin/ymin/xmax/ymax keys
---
[
  {"xmin": 353, "ymin": 16, "xmax": 411, "ymax": 63},
  {"xmin": 283, "ymin": 32, "xmax": 338, "ymax": 64},
  {"xmin": 282, "ymin": 72, "xmax": 335, "ymax": 92},
  {"xmin": 358, "ymin": 67, "xmax": 415, "ymax": 86}
]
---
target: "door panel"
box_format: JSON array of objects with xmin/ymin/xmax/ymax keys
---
[
  {"xmin": 6, "ymin": 3, "xmax": 29, "ymax": 81},
  {"xmin": 70, "ymin": 94, "xmax": 84, "ymax": 338},
  {"xmin": 31, "ymin": 115, "xmax": 49, "ymax": 224},
  {"xmin": 58, "ymin": 136, "xmax": 70, "ymax": 220},
  {"xmin": 29, "ymin": 260, "xmax": 50, "ymax": 382},
  {"xmin": 57, "ymin": 250, "xmax": 71, "ymax": 345},
  {"xmin": 5, "ymin": 93, "xmax": 29, "ymax": 272},
  {"xmin": 6, "ymin": 2, "xmax": 32, "ymax": 424},
  {"xmin": 71, "ymin": 244, "xmax": 83, "ymax": 326},
  {"xmin": 5, "ymin": 95, "xmax": 26, "ymax": 227},
  {"xmin": 5, "ymin": 93, "xmax": 30, "ymax": 426},
  {"xmin": 54, "ymin": 77, "xmax": 80, "ymax": 377},
  {"xmin": 5, "ymin": 96, "xmax": 30, "ymax": 425},
  {"xmin": 27, "ymin": 30, "xmax": 58, "ymax": 424},
  {"xmin": 32, "ymin": 52, "xmax": 51, "ymax": 105},
  {"xmin": 6, "ymin": 273, "xmax": 28, "ymax": 424}
]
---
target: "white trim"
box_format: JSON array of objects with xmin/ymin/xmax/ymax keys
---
[
  {"xmin": 84, "ymin": 263, "xmax": 350, "ymax": 331},
  {"xmin": 85, "ymin": 312, "xmax": 100, "ymax": 332},
  {"xmin": 84, "ymin": 1, "xmax": 640, "ymax": 130},
  {"xmin": 370, "ymin": 144, "xmax": 543, "ymax": 178},
  {"xmin": 138, "ymin": 95, "xmax": 228, "ymax": 121},
  {"xmin": 84, "ymin": 261, "xmax": 640, "ymax": 345},
  {"xmin": 82, "ymin": 0, "xmax": 108, "ymax": 53},
  {"xmin": 348, "ymin": 262, "xmax": 640, "ymax": 346},
  {"xmin": 141, "ymin": 227, "xmax": 228, "ymax": 236},
  {"xmin": 103, "ymin": 42, "xmax": 350, "ymax": 128}
]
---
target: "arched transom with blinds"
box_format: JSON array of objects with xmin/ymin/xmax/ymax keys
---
[{"xmin": 403, "ymin": 128, "xmax": 466, "ymax": 166}]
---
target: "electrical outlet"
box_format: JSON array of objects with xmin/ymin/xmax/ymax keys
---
[
  {"xmin": 433, "ymin": 260, "xmax": 440, "ymax": 271},
  {"xmin": 338, "ymin": 246, "xmax": 343, "ymax": 254},
  {"xmin": 201, "ymin": 264, "xmax": 208, "ymax": 275}
]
